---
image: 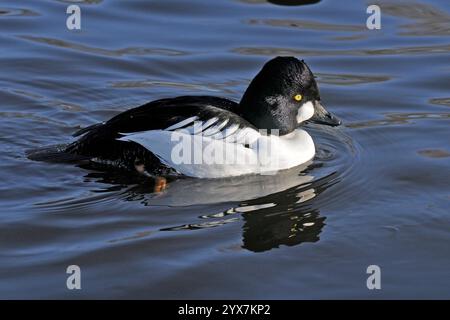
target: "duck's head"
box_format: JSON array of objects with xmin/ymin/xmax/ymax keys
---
[{"xmin": 239, "ymin": 56, "xmax": 341, "ymax": 135}]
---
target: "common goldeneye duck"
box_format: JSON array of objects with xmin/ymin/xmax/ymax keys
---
[{"xmin": 30, "ymin": 56, "xmax": 341, "ymax": 178}]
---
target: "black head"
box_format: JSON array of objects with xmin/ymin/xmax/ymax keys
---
[{"xmin": 239, "ymin": 56, "xmax": 340, "ymax": 135}]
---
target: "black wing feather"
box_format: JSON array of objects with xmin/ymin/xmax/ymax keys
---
[{"xmin": 64, "ymin": 96, "xmax": 248, "ymax": 170}]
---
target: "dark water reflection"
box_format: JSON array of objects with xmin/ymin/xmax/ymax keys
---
[
  {"xmin": 118, "ymin": 168, "xmax": 337, "ymax": 253},
  {"xmin": 64, "ymin": 140, "xmax": 344, "ymax": 253},
  {"xmin": 0, "ymin": 0, "xmax": 449, "ymax": 298},
  {"xmin": 244, "ymin": 0, "xmax": 321, "ymax": 7}
]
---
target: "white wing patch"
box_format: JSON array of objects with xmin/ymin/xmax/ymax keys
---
[
  {"xmin": 117, "ymin": 116, "xmax": 314, "ymax": 178},
  {"xmin": 199, "ymin": 117, "xmax": 219, "ymax": 131},
  {"xmin": 165, "ymin": 116, "xmax": 198, "ymax": 131},
  {"xmin": 202, "ymin": 119, "xmax": 229, "ymax": 136},
  {"xmin": 164, "ymin": 117, "xmax": 253, "ymax": 144}
]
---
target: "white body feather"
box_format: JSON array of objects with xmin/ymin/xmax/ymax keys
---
[{"xmin": 118, "ymin": 118, "xmax": 315, "ymax": 178}]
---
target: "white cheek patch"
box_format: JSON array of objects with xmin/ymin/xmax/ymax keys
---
[{"xmin": 296, "ymin": 101, "xmax": 314, "ymax": 124}]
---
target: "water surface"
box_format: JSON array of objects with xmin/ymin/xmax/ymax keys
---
[{"xmin": 0, "ymin": 0, "xmax": 449, "ymax": 298}]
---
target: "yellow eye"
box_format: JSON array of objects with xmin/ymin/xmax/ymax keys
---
[{"xmin": 294, "ymin": 94, "xmax": 302, "ymax": 102}]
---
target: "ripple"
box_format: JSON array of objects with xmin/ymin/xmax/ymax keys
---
[
  {"xmin": 329, "ymin": 34, "xmax": 369, "ymax": 41},
  {"xmin": 266, "ymin": 0, "xmax": 321, "ymax": 6},
  {"xmin": 0, "ymin": 111, "xmax": 68, "ymax": 126},
  {"xmin": 110, "ymin": 79, "xmax": 243, "ymax": 94},
  {"xmin": 347, "ymin": 112, "xmax": 450, "ymax": 129},
  {"xmin": 247, "ymin": 18, "xmax": 365, "ymax": 32},
  {"xmin": 34, "ymin": 190, "xmax": 118, "ymax": 211},
  {"xmin": 161, "ymin": 218, "xmax": 240, "ymax": 231},
  {"xmin": 379, "ymin": 1, "xmax": 450, "ymax": 37},
  {"xmin": 0, "ymin": 8, "xmax": 39, "ymax": 17},
  {"xmin": 108, "ymin": 230, "xmax": 156, "ymax": 244},
  {"xmin": 429, "ymin": 97, "xmax": 450, "ymax": 107},
  {"xmin": 317, "ymin": 73, "xmax": 391, "ymax": 86},
  {"xmin": 10, "ymin": 89, "xmax": 44, "ymax": 100},
  {"xmin": 200, "ymin": 202, "xmax": 276, "ymax": 218},
  {"xmin": 54, "ymin": 0, "xmax": 103, "ymax": 4},
  {"xmin": 233, "ymin": 44, "xmax": 450, "ymax": 57},
  {"xmin": 418, "ymin": 149, "xmax": 450, "ymax": 159},
  {"xmin": 239, "ymin": 0, "xmax": 321, "ymax": 6}
]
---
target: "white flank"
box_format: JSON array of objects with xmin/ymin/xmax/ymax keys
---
[{"xmin": 118, "ymin": 118, "xmax": 315, "ymax": 178}]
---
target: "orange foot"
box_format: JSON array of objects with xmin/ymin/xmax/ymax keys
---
[{"xmin": 154, "ymin": 177, "xmax": 167, "ymax": 193}]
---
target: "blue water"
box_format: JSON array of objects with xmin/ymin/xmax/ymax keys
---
[{"xmin": 0, "ymin": 0, "xmax": 449, "ymax": 298}]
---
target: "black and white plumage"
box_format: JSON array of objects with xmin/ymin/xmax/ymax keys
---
[
  {"xmin": 29, "ymin": 57, "xmax": 341, "ymax": 178},
  {"xmin": 66, "ymin": 97, "xmax": 261, "ymax": 177}
]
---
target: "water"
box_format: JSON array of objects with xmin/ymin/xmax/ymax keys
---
[{"xmin": 0, "ymin": 0, "xmax": 449, "ymax": 299}]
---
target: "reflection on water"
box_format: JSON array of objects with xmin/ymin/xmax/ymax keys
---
[
  {"xmin": 233, "ymin": 44, "xmax": 450, "ymax": 57},
  {"xmin": 20, "ymin": 36, "xmax": 188, "ymax": 57},
  {"xmin": 160, "ymin": 171, "xmax": 336, "ymax": 252},
  {"xmin": 242, "ymin": 209, "xmax": 324, "ymax": 252},
  {"xmin": 55, "ymin": 0, "xmax": 103, "ymax": 4},
  {"xmin": 317, "ymin": 73, "xmax": 391, "ymax": 86},
  {"xmin": 429, "ymin": 97, "xmax": 450, "ymax": 107},
  {"xmin": 347, "ymin": 112, "xmax": 450, "ymax": 129},
  {"xmin": 267, "ymin": 0, "xmax": 320, "ymax": 6},
  {"xmin": 110, "ymin": 79, "xmax": 243, "ymax": 94},
  {"xmin": 81, "ymin": 165, "xmax": 337, "ymax": 253},
  {"xmin": 247, "ymin": 18, "xmax": 365, "ymax": 32},
  {"xmin": 238, "ymin": 173, "xmax": 334, "ymax": 252},
  {"xmin": 116, "ymin": 164, "xmax": 315, "ymax": 206},
  {"xmin": 417, "ymin": 149, "xmax": 450, "ymax": 158},
  {"xmin": 378, "ymin": 1, "xmax": 450, "ymax": 36},
  {"xmin": 240, "ymin": 0, "xmax": 320, "ymax": 6},
  {"xmin": 0, "ymin": 8, "xmax": 38, "ymax": 17}
]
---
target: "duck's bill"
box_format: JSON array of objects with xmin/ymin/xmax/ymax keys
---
[{"xmin": 309, "ymin": 100, "xmax": 341, "ymax": 126}]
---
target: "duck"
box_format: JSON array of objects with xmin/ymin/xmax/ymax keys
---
[{"xmin": 29, "ymin": 56, "xmax": 341, "ymax": 178}]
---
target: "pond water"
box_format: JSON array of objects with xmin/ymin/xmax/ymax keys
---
[{"xmin": 0, "ymin": 0, "xmax": 449, "ymax": 298}]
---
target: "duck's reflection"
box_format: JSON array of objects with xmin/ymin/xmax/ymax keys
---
[
  {"xmin": 242, "ymin": 208, "xmax": 324, "ymax": 252},
  {"xmin": 83, "ymin": 163, "xmax": 338, "ymax": 252},
  {"xmin": 237, "ymin": 174, "xmax": 334, "ymax": 252}
]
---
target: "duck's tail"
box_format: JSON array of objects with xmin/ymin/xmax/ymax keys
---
[{"xmin": 26, "ymin": 144, "xmax": 91, "ymax": 163}]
